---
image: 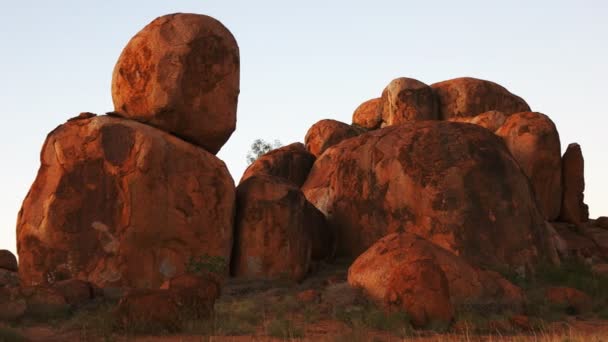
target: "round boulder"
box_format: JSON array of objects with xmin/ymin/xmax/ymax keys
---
[
  {"xmin": 352, "ymin": 98, "xmax": 382, "ymax": 130},
  {"xmin": 0, "ymin": 250, "xmax": 17, "ymax": 272},
  {"xmin": 305, "ymin": 119, "xmax": 365, "ymax": 158},
  {"xmin": 431, "ymin": 77, "xmax": 530, "ymax": 120},
  {"xmin": 240, "ymin": 142, "xmax": 315, "ymax": 187},
  {"xmin": 379, "ymin": 77, "xmax": 438, "ymax": 126},
  {"xmin": 111, "ymin": 13, "xmax": 240, "ymax": 154},
  {"xmin": 302, "ymin": 121, "xmax": 550, "ymax": 268},
  {"xmin": 17, "ymin": 115, "xmax": 235, "ymax": 288},
  {"xmin": 496, "ymin": 112, "xmax": 562, "ymax": 220}
]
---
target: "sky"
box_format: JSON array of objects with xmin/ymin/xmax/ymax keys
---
[{"xmin": 1, "ymin": 0, "xmax": 607, "ymax": 255}]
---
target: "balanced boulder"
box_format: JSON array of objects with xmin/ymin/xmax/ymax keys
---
[
  {"xmin": 379, "ymin": 77, "xmax": 438, "ymax": 126},
  {"xmin": 431, "ymin": 77, "xmax": 530, "ymax": 120},
  {"xmin": 302, "ymin": 121, "xmax": 549, "ymax": 268},
  {"xmin": 17, "ymin": 115, "xmax": 235, "ymax": 288},
  {"xmin": 240, "ymin": 142, "xmax": 315, "ymax": 187},
  {"xmin": 112, "ymin": 13, "xmax": 240, "ymax": 154},
  {"xmin": 496, "ymin": 112, "xmax": 562, "ymax": 220},
  {"xmin": 559, "ymin": 143, "xmax": 589, "ymax": 224},
  {"xmin": 352, "ymin": 98, "xmax": 381, "ymax": 129},
  {"xmin": 304, "ymin": 119, "xmax": 365, "ymax": 157}
]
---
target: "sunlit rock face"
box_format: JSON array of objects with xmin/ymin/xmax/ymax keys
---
[
  {"xmin": 112, "ymin": 13, "xmax": 240, "ymax": 155},
  {"xmin": 17, "ymin": 114, "xmax": 235, "ymax": 288},
  {"xmin": 240, "ymin": 142, "xmax": 315, "ymax": 187},
  {"xmin": 305, "ymin": 119, "xmax": 365, "ymax": 158}
]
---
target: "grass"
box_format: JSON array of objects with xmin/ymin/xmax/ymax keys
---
[
  {"xmin": 332, "ymin": 300, "xmax": 412, "ymax": 336},
  {"xmin": 266, "ymin": 318, "xmax": 304, "ymax": 339}
]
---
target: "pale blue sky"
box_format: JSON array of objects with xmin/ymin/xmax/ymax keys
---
[{"xmin": 1, "ymin": 1, "xmax": 607, "ymax": 254}]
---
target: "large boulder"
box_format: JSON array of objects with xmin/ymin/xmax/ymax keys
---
[
  {"xmin": 349, "ymin": 233, "xmax": 524, "ymax": 310},
  {"xmin": 302, "ymin": 121, "xmax": 549, "ymax": 268},
  {"xmin": 0, "ymin": 250, "xmax": 17, "ymax": 272},
  {"xmin": 240, "ymin": 142, "xmax": 315, "ymax": 187},
  {"xmin": 111, "ymin": 13, "xmax": 240, "ymax": 154},
  {"xmin": 231, "ymin": 175, "xmax": 331, "ymax": 281},
  {"xmin": 448, "ymin": 110, "xmax": 506, "ymax": 132},
  {"xmin": 17, "ymin": 114, "xmax": 235, "ymax": 288},
  {"xmin": 352, "ymin": 98, "xmax": 381, "ymax": 130},
  {"xmin": 431, "ymin": 77, "xmax": 530, "ymax": 120},
  {"xmin": 559, "ymin": 143, "xmax": 589, "ymax": 224},
  {"xmin": 379, "ymin": 78, "xmax": 438, "ymax": 126},
  {"xmin": 304, "ymin": 119, "xmax": 365, "ymax": 158},
  {"xmin": 496, "ymin": 112, "xmax": 562, "ymax": 220}
]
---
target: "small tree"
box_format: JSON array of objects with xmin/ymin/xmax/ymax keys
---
[{"xmin": 246, "ymin": 139, "xmax": 282, "ymax": 164}]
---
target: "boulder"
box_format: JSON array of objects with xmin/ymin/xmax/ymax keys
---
[
  {"xmin": 0, "ymin": 250, "xmax": 17, "ymax": 272},
  {"xmin": 379, "ymin": 78, "xmax": 438, "ymax": 126},
  {"xmin": 17, "ymin": 115, "xmax": 235, "ymax": 288},
  {"xmin": 352, "ymin": 98, "xmax": 382, "ymax": 130},
  {"xmin": 304, "ymin": 119, "xmax": 364, "ymax": 158},
  {"xmin": 448, "ymin": 110, "xmax": 506, "ymax": 132},
  {"xmin": 112, "ymin": 13, "xmax": 240, "ymax": 154},
  {"xmin": 51, "ymin": 279, "xmax": 95, "ymax": 306},
  {"xmin": 559, "ymin": 143, "xmax": 589, "ymax": 224},
  {"xmin": 240, "ymin": 142, "xmax": 315, "ymax": 187},
  {"xmin": 597, "ymin": 217, "xmax": 608, "ymax": 229},
  {"xmin": 232, "ymin": 175, "xmax": 331, "ymax": 281},
  {"xmin": 384, "ymin": 257, "xmax": 453, "ymax": 329},
  {"xmin": 496, "ymin": 112, "xmax": 562, "ymax": 220},
  {"xmin": 431, "ymin": 77, "xmax": 530, "ymax": 119},
  {"xmin": 302, "ymin": 121, "xmax": 549, "ymax": 268},
  {"xmin": 348, "ymin": 233, "xmax": 524, "ymax": 310},
  {"xmin": 545, "ymin": 286, "xmax": 592, "ymax": 314},
  {"xmin": 0, "ymin": 269, "xmax": 19, "ymax": 288}
]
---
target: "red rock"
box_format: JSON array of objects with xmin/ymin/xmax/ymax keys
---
[
  {"xmin": 304, "ymin": 119, "xmax": 365, "ymax": 157},
  {"xmin": 296, "ymin": 289, "xmax": 320, "ymax": 303},
  {"xmin": 0, "ymin": 250, "xmax": 17, "ymax": 272},
  {"xmin": 552, "ymin": 222, "xmax": 605, "ymax": 260},
  {"xmin": 240, "ymin": 142, "xmax": 315, "ymax": 187},
  {"xmin": 161, "ymin": 273, "xmax": 221, "ymax": 301},
  {"xmin": 232, "ymin": 175, "xmax": 331, "ymax": 282},
  {"xmin": 379, "ymin": 78, "xmax": 438, "ymax": 126},
  {"xmin": 448, "ymin": 110, "xmax": 506, "ymax": 132},
  {"xmin": 112, "ymin": 13, "xmax": 240, "ymax": 154},
  {"xmin": 17, "ymin": 115, "xmax": 235, "ymax": 288},
  {"xmin": 348, "ymin": 233, "xmax": 524, "ymax": 309},
  {"xmin": 0, "ymin": 288, "xmax": 26, "ymax": 321},
  {"xmin": 581, "ymin": 226, "xmax": 608, "ymax": 259},
  {"xmin": 19, "ymin": 286, "xmax": 69, "ymax": 317},
  {"xmin": 384, "ymin": 258, "xmax": 453, "ymax": 329},
  {"xmin": 559, "ymin": 143, "xmax": 589, "ymax": 224},
  {"xmin": 496, "ymin": 112, "xmax": 562, "ymax": 220},
  {"xmin": 431, "ymin": 77, "xmax": 530, "ymax": 119},
  {"xmin": 303, "ymin": 121, "xmax": 550, "ymax": 267},
  {"xmin": 596, "ymin": 217, "xmax": 608, "ymax": 229},
  {"xmin": 0, "ymin": 269, "xmax": 19, "ymax": 288},
  {"xmin": 545, "ymin": 286, "xmax": 592, "ymax": 314},
  {"xmin": 51, "ymin": 279, "xmax": 94, "ymax": 305},
  {"xmin": 352, "ymin": 98, "xmax": 382, "ymax": 129}
]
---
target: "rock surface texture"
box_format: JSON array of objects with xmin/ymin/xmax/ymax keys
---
[
  {"xmin": 379, "ymin": 78, "xmax": 438, "ymax": 126},
  {"xmin": 240, "ymin": 142, "xmax": 315, "ymax": 187},
  {"xmin": 431, "ymin": 77, "xmax": 530, "ymax": 120},
  {"xmin": 17, "ymin": 115, "xmax": 235, "ymax": 288},
  {"xmin": 302, "ymin": 121, "xmax": 549, "ymax": 268},
  {"xmin": 448, "ymin": 110, "xmax": 506, "ymax": 132},
  {"xmin": 304, "ymin": 119, "xmax": 365, "ymax": 158},
  {"xmin": 0, "ymin": 250, "xmax": 18, "ymax": 272},
  {"xmin": 112, "ymin": 13, "xmax": 240, "ymax": 154},
  {"xmin": 496, "ymin": 112, "xmax": 562, "ymax": 220},
  {"xmin": 559, "ymin": 143, "xmax": 589, "ymax": 224},
  {"xmin": 352, "ymin": 98, "xmax": 382, "ymax": 130}
]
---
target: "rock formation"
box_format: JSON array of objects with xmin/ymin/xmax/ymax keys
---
[
  {"xmin": 379, "ymin": 77, "xmax": 438, "ymax": 126},
  {"xmin": 112, "ymin": 13, "xmax": 240, "ymax": 154},
  {"xmin": 448, "ymin": 110, "xmax": 506, "ymax": 132},
  {"xmin": 352, "ymin": 98, "xmax": 381, "ymax": 129},
  {"xmin": 304, "ymin": 119, "xmax": 365, "ymax": 157},
  {"xmin": 240, "ymin": 142, "xmax": 315, "ymax": 187},
  {"xmin": 559, "ymin": 143, "xmax": 589, "ymax": 224}
]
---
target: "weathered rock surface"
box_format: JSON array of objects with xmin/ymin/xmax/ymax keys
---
[
  {"xmin": 304, "ymin": 119, "xmax": 364, "ymax": 158},
  {"xmin": 559, "ymin": 143, "xmax": 589, "ymax": 224},
  {"xmin": 112, "ymin": 13, "xmax": 240, "ymax": 154},
  {"xmin": 0, "ymin": 269, "xmax": 19, "ymax": 288},
  {"xmin": 0, "ymin": 250, "xmax": 17, "ymax": 272},
  {"xmin": 51, "ymin": 279, "xmax": 95, "ymax": 306},
  {"xmin": 17, "ymin": 115, "xmax": 235, "ymax": 288},
  {"xmin": 551, "ymin": 222, "xmax": 605, "ymax": 261},
  {"xmin": 232, "ymin": 175, "xmax": 331, "ymax": 281},
  {"xmin": 496, "ymin": 112, "xmax": 562, "ymax": 220},
  {"xmin": 19, "ymin": 286, "xmax": 69, "ymax": 317},
  {"xmin": 448, "ymin": 110, "xmax": 506, "ymax": 132},
  {"xmin": 302, "ymin": 121, "xmax": 549, "ymax": 267},
  {"xmin": 545, "ymin": 286, "xmax": 592, "ymax": 314},
  {"xmin": 352, "ymin": 98, "xmax": 382, "ymax": 130},
  {"xmin": 379, "ymin": 78, "xmax": 438, "ymax": 126},
  {"xmin": 348, "ymin": 233, "xmax": 524, "ymax": 310},
  {"xmin": 240, "ymin": 142, "xmax": 315, "ymax": 187},
  {"xmin": 431, "ymin": 77, "xmax": 530, "ymax": 120}
]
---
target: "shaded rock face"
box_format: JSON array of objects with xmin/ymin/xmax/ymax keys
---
[
  {"xmin": 448, "ymin": 110, "xmax": 506, "ymax": 132},
  {"xmin": 231, "ymin": 176, "xmax": 331, "ymax": 282},
  {"xmin": 352, "ymin": 98, "xmax": 382, "ymax": 130},
  {"xmin": 559, "ymin": 143, "xmax": 589, "ymax": 224},
  {"xmin": 380, "ymin": 78, "xmax": 438, "ymax": 126},
  {"xmin": 302, "ymin": 121, "xmax": 548, "ymax": 268},
  {"xmin": 496, "ymin": 112, "xmax": 562, "ymax": 220},
  {"xmin": 545, "ymin": 287, "xmax": 592, "ymax": 314},
  {"xmin": 0, "ymin": 250, "xmax": 17, "ymax": 272},
  {"xmin": 240, "ymin": 142, "xmax": 315, "ymax": 187},
  {"xmin": 17, "ymin": 115, "xmax": 235, "ymax": 289},
  {"xmin": 304, "ymin": 119, "xmax": 365, "ymax": 158},
  {"xmin": 348, "ymin": 233, "xmax": 524, "ymax": 310},
  {"xmin": 112, "ymin": 13, "xmax": 240, "ymax": 154},
  {"xmin": 597, "ymin": 217, "xmax": 608, "ymax": 229},
  {"xmin": 431, "ymin": 77, "xmax": 530, "ymax": 120}
]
